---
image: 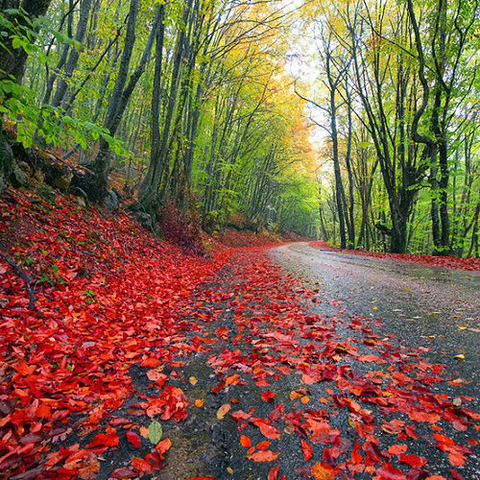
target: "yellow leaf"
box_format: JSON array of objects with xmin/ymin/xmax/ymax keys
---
[
  {"xmin": 226, "ymin": 467, "xmax": 234, "ymax": 474},
  {"xmin": 454, "ymin": 354, "xmax": 465, "ymax": 360},
  {"xmin": 189, "ymin": 376, "xmax": 198, "ymax": 385}
]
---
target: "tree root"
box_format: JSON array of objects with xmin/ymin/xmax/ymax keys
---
[{"xmin": 0, "ymin": 252, "xmax": 36, "ymax": 310}]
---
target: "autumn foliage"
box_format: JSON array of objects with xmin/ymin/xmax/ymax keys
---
[{"xmin": 0, "ymin": 190, "xmax": 478, "ymax": 479}]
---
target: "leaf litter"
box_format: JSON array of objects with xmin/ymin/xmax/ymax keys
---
[{"xmin": 0, "ymin": 190, "xmax": 478, "ymax": 479}]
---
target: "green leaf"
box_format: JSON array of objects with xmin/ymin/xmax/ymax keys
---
[{"xmin": 148, "ymin": 421, "xmax": 163, "ymax": 444}]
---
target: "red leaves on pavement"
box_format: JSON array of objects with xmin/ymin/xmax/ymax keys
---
[
  {"xmin": 434, "ymin": 434, "xmax": 470, "ymax": 466},
  {"xmin": 309, "ymin": 241, "xmax": 480, "ymax": 271},
  {"xmin": 0, "ymin": 191, "xmax": 478, "ymax": 479},
  {"xmin": 142, "ymin": 386, "xmax": 189, "ymax": 421}
]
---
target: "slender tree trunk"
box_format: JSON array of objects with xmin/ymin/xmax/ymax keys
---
[
  {"xmin": 90, "ymin": 0, "xmax": 161, "ymax": 201},
  {"xmin": 139, "ymin": 0, "xmax": 192, "ymax": 208},
  {"xmin": 51, "ymin": 0, "xmax": 93, "ymax": 109}
]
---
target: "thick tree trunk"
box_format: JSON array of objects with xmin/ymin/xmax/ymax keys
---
[
  {"xmin": 0, "ymin": 0, "xmax": 52, "ymax": 188},
  {"xmin": 0, "ymin": 0, "xmax": 52, "ymax": 83}
]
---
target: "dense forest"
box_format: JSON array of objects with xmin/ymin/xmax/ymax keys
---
[{"xmin": 0, "ymin": 0, "xmax": 478, "ymax": 255}]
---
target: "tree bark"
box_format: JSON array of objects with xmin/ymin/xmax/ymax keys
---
[{"xmin": 51, "ymin": 0, "xmax": 93, "ymax": 109}]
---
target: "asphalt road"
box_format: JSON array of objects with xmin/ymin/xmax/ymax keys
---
[
  {"xmin": 111, "ymin": 243, "xmax": 480, "ymax": 480},
  {"xmin": 270, "ymin": 243, "xmax": 480, "ymax": 398}
]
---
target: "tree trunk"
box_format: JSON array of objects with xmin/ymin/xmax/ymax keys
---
[
  {"xmin": 89, "ymin": 0, "xmax": 161, "ymax": 202},
  {"xmin": 0, "ymin": 0, "xmax": 52, "ymax": 83},
  {"xmin": 139, "ymin": 0, "xmax": 192, "ymax": 208},
  {"xmin": 51, "ymin": 0, "xmax": 93, "ymax": 109}
]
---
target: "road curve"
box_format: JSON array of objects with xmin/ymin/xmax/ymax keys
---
[{"xmin": 270, "ymin": 242, "xmax": 480, "ymax": 396}]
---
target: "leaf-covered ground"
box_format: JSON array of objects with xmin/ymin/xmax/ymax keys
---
[
  {"xmin": 308, "ymin": 242, "xmax": 480, "ymax": 272},
  {"xmin": 0, "ymin": 191, "xmax": 478, "ymax": 479}
]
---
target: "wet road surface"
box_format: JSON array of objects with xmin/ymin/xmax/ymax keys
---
[
  {"xmin": 104, "ymin": 244, "xmax": 480, "ymax": 480},
  {"xmin": 270, "ymin": 243, "xmax": 480, "ymax": 398}
]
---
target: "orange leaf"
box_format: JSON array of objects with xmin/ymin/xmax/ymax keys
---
[
  {"xmin": 36, "ymin": 404, "xmax": 52, "ymax": 419},
  {"xmin": 357, "ymin": 355, "xmax": 379, "ymax": 362},
  {"xmin": 388, "ymin": 444, "xmax": 408, "ymax": 455},
  {"xmin": 261, "ymin": 392, "xmax": 277, "ymax": 402},
  {"xmin": 311, "ymin": 462, "xmax": 336, "ymax": 480},
  {"xmin": 408, "ymin": 410, "xmax": 440, "ymax": 423},
  {"xmin": 15, "ymin": 360, "xmax": 35, "ymax": 376},
  {"xmin": 240, "ymin": 435, "xmax": 252, "ymax": 448},
  {"xmin": 257, "ymin": 441, "xmax": 270, "ymax": 450},
  {"xmin": 252, "ymin": 420, "xmax": 281, "ymax": 440},
  {"xmin": 141, "ymin": 358, "xmax": 161, "ymax": 367},
  {"xmin": 448, "ymin": 452, "xmax": 465, "ymax": 466},
  {"xmin": 225, "ymin": 374, "xmax": 241, "ymax": 386},
  {"xmin": 217, "ymin": 404, "xmax": 231, "ymax": 420},
  {"xmin": 195, "ymin": 399, "xmax": 205, "ymax": 408},
  {"xmin": 247, "ymin": 450, "xmax": 280, "ymax": 462},
  {"xmin": 78, "ymin": 454, "xmax": 100, "ymax": 480},
  {"xmin": 156, "ymin": 438, "xmax": 172, "ymax": 456},
  {"xmin": 131, "ymin": 456, "xmax": 151, "ymax": 473},
  {"xmin": 139, "ymin": 426, "xmax": 150, "ymax": 438}
]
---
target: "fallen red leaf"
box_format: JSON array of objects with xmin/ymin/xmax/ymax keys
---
[
  {"xmin": 301, "ymin": 440, "xmax": 313, "ymax": 461},
  {"xmin": 268, "ymin": 465, "xmax": 279, "ymax": 480},
  {"xmin": 375, "ymin": 462, "xmax": 406, "ymax": 480},
  {"xmin": 388, "ymin": 445, "xmax": 408, "ymax": 455},
  {"xmin": 398, "ymin": 454, "xmax": 427, "ymax": 468},
  {"xmin": 126, "ymin": 432, "xmax": 141, "ymax": 449}
]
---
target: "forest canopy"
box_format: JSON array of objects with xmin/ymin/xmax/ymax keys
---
[{"xmin": 0, "ymin": 0, "xmax": 478, "ymax": 255}]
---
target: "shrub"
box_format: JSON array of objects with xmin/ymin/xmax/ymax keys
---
[{"xmin": 158, "ymin": 201, "xmax": 205, "ymax": 256}]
